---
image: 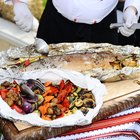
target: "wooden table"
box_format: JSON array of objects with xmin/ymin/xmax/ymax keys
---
[{"xmin": 0, "ymin": 78, "xmax": 140, "ymax": 140}]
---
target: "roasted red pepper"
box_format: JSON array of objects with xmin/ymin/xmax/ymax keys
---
[
  {"xmin": 57, "ymin": 90, "xmax": 67, "ymax": 103},
  {"xmin": 59, "ymin": 80, "xmax": 65, "ymax": 90},
  {"xmin": 57, "ymin": 81, "xmax": 73, "ymax": 103},
  {"xmin": 49, "ymin": 86, "xmax": 59, "ymax": 95},
  {"xmin": 62, "ymin": 98, "xmax": 70, "ymax": 108},
  {"xmin": 64, "ymin": 81, "xmax": 73, "ymax": 95}
]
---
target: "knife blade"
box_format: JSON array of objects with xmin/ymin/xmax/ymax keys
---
[{"xmin": 110, "ymin": 23, "xmax": 140, "ymax": 30}]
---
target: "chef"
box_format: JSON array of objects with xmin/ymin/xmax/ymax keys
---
[{"xmin": 9, "ymin": 0, "xmax": 140, "ymax": 44}]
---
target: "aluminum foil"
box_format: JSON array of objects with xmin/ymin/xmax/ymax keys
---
[
  {"xmin": 0, "ymin": 42, "xmax": 140, "ymax": 82},
  {"xmin": 0, "ymin": 45, "xmax": 44, "ymax": 67},
  {"xmin": 0, "ymin": 69, "xmax": 106, "ymax": 127}
]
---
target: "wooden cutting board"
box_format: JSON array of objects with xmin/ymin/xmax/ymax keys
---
[
  {"xmin": 104, "ymin": 77, "xmax": 140, "ymax": 101},
  {"xmin": 0, "ymin": 77, "xmax": 140, "ymax": 140}
]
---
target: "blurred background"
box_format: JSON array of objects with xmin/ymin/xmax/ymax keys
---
[
  {"xmin": 0, "ymin": 0, "xmax": 47, "ymax": 21},
  {"xmin": 0, "ymin": 0, "xmax": 139, "ymax": 52},
  {"xmin": 0, "ymin": 0, "xmax": 47, "ymax": 51}
]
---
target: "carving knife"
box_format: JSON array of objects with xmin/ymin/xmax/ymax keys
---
[{"xmin": 110, "ymin": 23, "xmax": 140, "ymax": 30}]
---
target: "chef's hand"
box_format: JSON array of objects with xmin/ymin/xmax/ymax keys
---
[
  {"xmin": 13, "ymin": 1, "xmax": 39, "ymax": 32},
  {"xmin": 34, "ymin": 38, "xmax": 49, "ymax": 54},
  {"xmin": 119, "ymin": 6, "xmax": 139, "ymax": 37}
]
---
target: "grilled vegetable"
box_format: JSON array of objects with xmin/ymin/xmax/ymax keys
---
[{"xmin": 22, "ymin": 101, "xmax": 35, "ymax": 114}]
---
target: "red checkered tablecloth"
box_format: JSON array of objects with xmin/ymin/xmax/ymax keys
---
[{"xmin": 49, "ymin": 105, "xmax": 140, "ymax": 140}]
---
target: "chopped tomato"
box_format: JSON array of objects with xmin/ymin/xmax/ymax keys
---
[
  {"xmin": 24, "ymin": 59, "xmax": 30, "ymax": 67},
  {"xmin": 1, "ymin": 92, "xmax": 7, "ymax": 100},
  {"xmin": 0, "ymin": 89, "xmax": 8, "ymax": 93},
  {"xmin": 0, "ymin": 89, "xmax": 8, "ymax": 100},
  {"xmin": 11, "ymin": 105, "xmax": 23, "ymax": 114}
]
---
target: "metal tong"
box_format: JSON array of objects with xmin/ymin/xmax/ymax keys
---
[{"xmin": 110, "ymin": 23, "xmax": 140, "ymax": 30}]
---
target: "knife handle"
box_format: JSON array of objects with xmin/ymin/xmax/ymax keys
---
[{"xmin": 110, "ymin": 23, "xmax": 123, "ymax": 29}]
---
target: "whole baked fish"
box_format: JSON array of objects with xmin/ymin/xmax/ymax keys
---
[
  {"xmin": 1, "ymin": 43, "xmax": 140, "ymax": 82},
  {"xmin": 23, "ymin": 43, "xmax": 140, "ymax": 82}
]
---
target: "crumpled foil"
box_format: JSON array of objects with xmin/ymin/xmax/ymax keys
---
[
  {"xmin": 0, "ymin": 45, "xmax": 44, "ymax": 67},
  {"xmin": 0, "ymin": 42, "xmax": 140, "ymax": 82},
  {"xmin": 0, "ymin": 69, "xmax": 106, "ymax": 127}
]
